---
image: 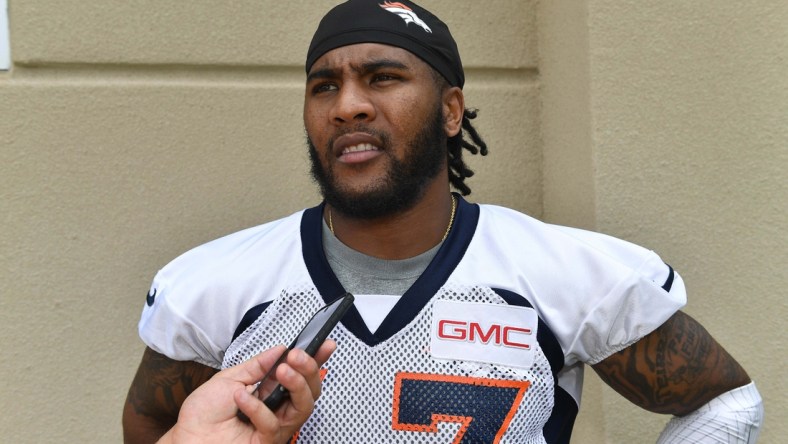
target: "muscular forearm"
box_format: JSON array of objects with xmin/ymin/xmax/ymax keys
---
[
  {"xmin": 593, "ymin": 311, "xmax": 751, "ymax": 416},
  {"xmin": 657, "ymin": 381, "xmax": 763, "ymax": 444}
]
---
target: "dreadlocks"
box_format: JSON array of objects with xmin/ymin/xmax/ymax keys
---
[
  {"xmin": 447, "ymin": 108, "xmax": 488, "ymax": 196},
  {"xmin": 427, "ymin": 68, "xmax": 488, "ymax": 196}
]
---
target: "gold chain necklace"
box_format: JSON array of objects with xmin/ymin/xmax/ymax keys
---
[{"xmin": 328, "ymin": 195, "xmax": 457, "ymax": 242}]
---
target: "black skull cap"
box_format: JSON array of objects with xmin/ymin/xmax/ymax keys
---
[{"xmin": 306, "ymin": 0, "xmax": 464, "ymax": 88}]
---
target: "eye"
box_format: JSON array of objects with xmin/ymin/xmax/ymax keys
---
[
  {"xmin": 372, "ymin": 73, "xmax": 400, "ymax": 83},
  {"xmin": 311, "ymin": 82, "xmax": 338, "ymax": 95}
]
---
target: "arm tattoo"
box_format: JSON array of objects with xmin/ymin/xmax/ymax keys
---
[
  {"xmin": 126, "ymin": 347, "xmax": 218, "ymax": 422},
  {"xmin": 593, "ymin": 311, "xmax": 750, "ymax": 416}
]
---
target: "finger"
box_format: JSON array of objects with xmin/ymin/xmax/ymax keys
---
[
  {"xmin": 234, "ymin": 388, "xmax": 279, "ymax": 438},
  {"xmin": 275, "ymin": 363, "xmax": 316, "ymax": 419},
  {"xmin": 287, "ymin": 344, "xmax": 334, "ymax": 400},
  {"xmin": 286, "ymin": 348, "xmax": 325, "ymax": 400},
  {"xmin": 286, "ymin": 340, "xmax": 335, "ymax": 377},
  {"xmin": 223, "ymin": 345, "xmax": 288, "ymax": 385},
  {"xmin": 313, "ymin": 339, "xmax": 337, "ymax": 367}
]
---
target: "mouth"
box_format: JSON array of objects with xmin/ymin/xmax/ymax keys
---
[
  {"xmin": 333, "ymin": 133, "xmax": 384, "ymax": 164},
  {"xmin": 342, "ymin": 143, "xmax": 379, "ymax": 155}
]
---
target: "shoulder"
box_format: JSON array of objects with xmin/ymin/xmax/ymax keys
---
[
  {"xmin": 468, "ymin": 204, "xmax": 686, "ymax": 364},
  {"xmin": 153, "ymin": 209, "xmax": 309, "ymax": 306},
  {"xmin": 161, "ymin": 211, "xmax": 305, "ymax": 278},
  {"xmin": 475, "ymin": 204, "xmax": 662, "ymax": 273},
  {"xmin": 138, "ymin": 210, "xmax": 310, "ymax": 366}
]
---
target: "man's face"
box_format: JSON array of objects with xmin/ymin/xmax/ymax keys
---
[{"xmin": 304, "ymin": 43, "xmax": 448, "ymax": 219}]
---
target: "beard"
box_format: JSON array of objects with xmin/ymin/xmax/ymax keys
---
[{"xmin": 307, "ymin": 105, "xmax": 447, "ymax": 219}]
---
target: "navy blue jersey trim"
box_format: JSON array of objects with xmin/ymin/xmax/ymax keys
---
[
  {"xmin": 542, "ymin": 385, "xmax": 578, "ymax": 444},
  {"xmin": 373, "ymin": 195, "xmax": 479, "ymax": 343},
  {"xmin": 301, "ymin": 202, "xmax": 346, "ymax": 300},
  {"xmin": 301, "ymin": 195, "xmax": 480, "ymax": 346},
  {"xmin": 233, "ymin": 301, "xmax": 272, "ymax": 341},
  {"xmin": 492, "ymin": 288, "xmax": 565, "ymax": 379},
  {"xmin": 301, "ymin": 203, "xmax": 372, "ymax": 341},
  {"xmin": 493, "ymin": 288, "xmax": 576, "ymax": 443},
  {"xmin": 662, "ymin": 264, "xmax": 675, "ymax": 292}
]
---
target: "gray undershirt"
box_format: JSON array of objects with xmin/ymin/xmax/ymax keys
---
[{"xmin": 321, "ymin": 219, "xmax": 440, "ymax": 295}]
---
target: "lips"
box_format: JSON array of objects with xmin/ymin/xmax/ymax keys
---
[
  {"xmin": 342, "ymin": 143, "xmax": 378, "ymax": 154},
  {"xmin": 333, "ymin": 133, "xmax": 384, "ymax": 164}
]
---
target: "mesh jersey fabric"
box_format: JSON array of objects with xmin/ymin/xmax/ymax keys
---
[
  {"xmin": 138, "ymin": 196, "xmax": 686, "ymax": 442},
  {"xmin": 225, "ymin": 283, "xmax": 558, "ymax": 443}
]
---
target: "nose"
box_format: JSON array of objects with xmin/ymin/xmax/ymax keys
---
[{"xmin": 330, "ymin": 83, "xmax": 375, "ymax": 125}]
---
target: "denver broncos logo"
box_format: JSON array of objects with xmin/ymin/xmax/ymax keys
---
[{"xmin": 379, "ymin": 2, "xmax": 432, "ymax": 33}]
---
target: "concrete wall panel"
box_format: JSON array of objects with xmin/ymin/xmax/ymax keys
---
[
  {"xmin": 10, "ymin": 0, "xmax": 536, "ymax": 69},
  {"xmin": 586, "ymin": 1, "xmax": 787, "ymax": 442},
  {"xmin": 1, "ymin": 81, "xmax": 317, "ymax": 442}
]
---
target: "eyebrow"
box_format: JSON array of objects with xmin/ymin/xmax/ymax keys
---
[{"xmin": 306, "ymin": 59, "xmax": 410, "ymax": 83}]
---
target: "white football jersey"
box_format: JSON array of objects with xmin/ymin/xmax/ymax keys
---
[{"xmin": 140, "ymin": 196, "xmax": 686, "ymax": 443}]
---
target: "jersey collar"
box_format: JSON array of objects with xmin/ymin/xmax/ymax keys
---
[{"xmin": 301, "ymin": 194, "xmax": 480, "ymax": 345}]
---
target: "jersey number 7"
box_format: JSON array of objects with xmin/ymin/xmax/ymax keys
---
[{"xmin": 392, "ymin": 372, "xmax": 531, "ymax": 443}]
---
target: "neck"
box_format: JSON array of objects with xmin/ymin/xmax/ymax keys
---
[{"xmin": 325, "ymin": 183, "xmax": 455, "ymax": 260}]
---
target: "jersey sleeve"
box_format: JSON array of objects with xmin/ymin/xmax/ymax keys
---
[
  {"xmin": 139, "ymin": 266, "xmax": 234, "ymax": 369},
  {"xmin": 462, "ymin": 205, "xmax": 687, "ymax": 368},
  {"xmin": 548, "ymin": 225, "xmax": 687, "ymax": 364},
  {"xmin": 136, "ymin": 214, "xmax": 304, "ymax": 368}
]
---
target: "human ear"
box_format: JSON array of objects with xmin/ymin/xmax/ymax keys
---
[{"xmin": 442, "ymin": 87, "xmax": 464, "ymax": 137}]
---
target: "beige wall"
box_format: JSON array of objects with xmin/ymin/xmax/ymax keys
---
[{"xmin": 0, "ymin": 1, "xmax": 783, "ymax": 442}]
